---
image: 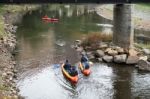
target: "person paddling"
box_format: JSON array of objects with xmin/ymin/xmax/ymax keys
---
[
  {"xmin": 64, "ymin": 60, "xmax": 78, "ymax": 76},
  {"xmin": 70, "ymin": 65, "xmax": 78, "ymax": 76},
  {"xmin": 81, "ymin": 54, "xmax": 89, "ymax": 69},
  {"xmin": 64, "ymin": 60, "xmax": 71, "ymax": 73}
]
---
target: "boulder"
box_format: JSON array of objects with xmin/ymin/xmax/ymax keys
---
[
  {"xmin": 102, "ymin": 55, "xmax": 113, "ymax": 63},
  {"xmin": 81, "ymin": 51, "xmax": 86, "ymax": 55},
  {"xmin": 99, "ymin": 42, "xmax": 108, "ymax": 49},
  {"xmin": 86, "ymin": 52, "xmax": 95, "ymax": 60},
  {"xmin": 12, "ymin": 61, "xmax": 16, "ymax": 65},
  {"xmin": 97, "ymin": 58, "xmax": 103, "ymax": 62},
  {"xmin": 129, "ymin": 49, "xmax": 138, "ymax": 56},
  {"xmin": 114, "ymin": 54, "xmax": 127, "ymax": 63},
  {"xmin": 2, "ymin": 73, "xmax": 7, "ymax": 78},
  {"xmin": 139, "ymin": 56, "xmax": 148, "ymax": 61},
  {"xmin": 95, "ymin": 50, "xmax": 105, "ymax": 58},
  {"xmin": 126, "ymin": 56, "xmax": 139, "ymax": 64},
  {"xmin": 6, "ymin": 71, "xmax": 14, "ymax": 76},
  {"xmin": 13, "ymin": 69, "xmax": 18, "ymax": 73},
  {"xmin": 75, "ymin": 40, "xmax": 82, "ymax": 46},
  {"xmin": 148, "ymin": 57, "xmax": 150, "ymax": 62},
  {"xmin": 124, "ymin": 48, "xmax": 129, "ymax": 54},
  {"xmin": 85, "ymin": 46, "xmax": 92, "ymax": 51},
  {"xmin": 116, "ymin": 47, "xmax": 124, "ymax": 54},
  {"xmin": 76, "ymin": 47, "xmax": 83, "ymax": 52},
  {"xmin": 88, "ymin": 54, "xmax": 95, "ymax": 60},
  {"xmin": 109, "ymin": 45, "xmax": 117, "ymax": 49},
  {"xmin": 143, "ymin": 48, "xmax": 150, "ymax": 55},
  {"xmin": 105, "ymin": 48, "xmax": 112, "ymax": 53},
  {"xmin": 138, "ymin": 60, "xmax": 150, "ymax": 71},
  {"xmin": 107, "ymin": 49, "xmax": 118, "ymax": 56}
]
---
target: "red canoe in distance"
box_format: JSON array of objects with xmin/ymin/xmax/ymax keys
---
[{"xmin": 42, "ymin": 15, "xmax": 59, "ymax": 23}]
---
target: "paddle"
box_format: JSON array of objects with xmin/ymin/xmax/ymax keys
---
[
  {"xmin": 53, "ymin": 64, "xmax": 61, "ymax": 69},
  {"xmin": 89, "ymin": 61, "xmax": 94, "ymax": 66}
]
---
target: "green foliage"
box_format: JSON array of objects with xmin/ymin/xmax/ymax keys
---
[
  {"xmin": 140, "ymin": 4, "xmax": 150, "ymax": 7},
  {"xmin": 0, "ymin": 5, "xmax": 39, "ymax": 13},
  {"xmin": 136, "ymin": 43, "xmax": 150, "ymax": 49},
  {"xmin": 135, "ymin": 4, "xmax": 150, "ymax": 11},
  {"xmin": 0, "ymin": 5, "xmax": 39, "ymax": 39}
]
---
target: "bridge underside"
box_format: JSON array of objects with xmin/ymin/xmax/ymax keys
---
[{"xmin": 0, "ymin": 0, "xmax": 148, "ymax": 3}]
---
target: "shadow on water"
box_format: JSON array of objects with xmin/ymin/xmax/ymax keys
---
[{"xmin": 16, "ymin": 4, "xmax": 150, "ymax": 99}]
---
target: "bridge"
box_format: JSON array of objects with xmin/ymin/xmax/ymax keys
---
[
  {"xmin": 0, "ymin": 0, "xmax": 149, "ymax": 48},
  {"xmin": 0, "ymin": 0, "xmax": 149, "ymax": 3}
]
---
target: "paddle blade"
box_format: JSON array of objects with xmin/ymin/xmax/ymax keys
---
[
  {"xmin": 89, "ymin": 61, "xmax": 93, "ymax": 66},
  {"xmin": 53, "ymin": 64, "xmax": 61, "ymax": 69}
]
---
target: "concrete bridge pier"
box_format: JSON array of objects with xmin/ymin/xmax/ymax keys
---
[{"xmin": 113, "ymin": 4, "xmax": 134, "ymax": 49}]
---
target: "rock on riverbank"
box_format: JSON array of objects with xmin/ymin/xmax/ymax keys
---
[
  {"xmin": 74, "ymin": 40, "xmax": 150, "ymax": 72},
  {"xmin": 0, "ymin": 32, "xmax": 20, "ymax": 98},
  {"xmin": 0, "ymin": 5, "xmax": 41, "ymax": 98}
]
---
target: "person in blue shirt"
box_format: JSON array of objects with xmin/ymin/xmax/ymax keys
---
[
  {"xmin": 64, "ymin": 60, "xmax": 71, "ymax": 73},
  {"xmin": 70, "ymin": 65, "xmax": 78, "ymax": 76},
  {"xmin": 64, "ymin": 60, "xmax": 78, "ymax": 76},
  {"xmin": 81, "ymin": 54, "xmax": 89, "ymax": 69},
  {"xmin": 81, "ymin": 54, "xmax": 88, "ymax": 63}
]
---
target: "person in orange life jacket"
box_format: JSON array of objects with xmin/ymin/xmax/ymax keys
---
[{"xmin": 81, "ymin": 54, "xmax": 89, "ymax": 69}]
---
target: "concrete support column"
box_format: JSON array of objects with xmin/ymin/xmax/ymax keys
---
[{"xmin": 113, "ymin": 4, "xmax": 134, "ymax": 49}]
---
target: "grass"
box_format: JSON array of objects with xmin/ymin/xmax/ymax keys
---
[
  {"xmin": 135, "ymin": 43, "xmax": 150, "ymax": 50},
  {"xmin": 0, "ymin": 5, "xmax": 39, "ymax": 13},
  {"xmin": 135, "ymin": 4, "xmax": 150, "ymax": 11},
  {"xmin": 0, "ymin": 5, "xmax": 40, "ymax": 39},
  {"xmin": 81, "ymin": 32, "xmax": 112, "ymax": 49},
  {"xmin": 140, "ymin": 4, "xmax": 150, "ymax": 7}
]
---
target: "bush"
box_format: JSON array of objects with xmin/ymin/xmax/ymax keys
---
[{"xmin": 81, "ymin": 33, "xmax": 112, "ymax": 49}]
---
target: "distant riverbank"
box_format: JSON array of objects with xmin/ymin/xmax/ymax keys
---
[{"xmin": 95, "ymin": 4, "xmax": 150, "ymax": 31}]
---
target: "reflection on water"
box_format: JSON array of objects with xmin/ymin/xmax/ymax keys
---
[
  {"xmin": 132, "ymin": 72, "xmax": 150, "ymax": 99},
  {"xmin": 16, "ymin": 4, "xmax": 150, "ymax": 99}
]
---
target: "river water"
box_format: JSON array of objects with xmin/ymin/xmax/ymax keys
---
[{"xmin": 16, "ymin": 5, "xmax": 150, "ymax": 99}]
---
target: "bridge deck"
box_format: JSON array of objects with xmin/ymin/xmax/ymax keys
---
[{"xmin": 0, "ymin": 0, "xmax": 149, "ymax": 4}]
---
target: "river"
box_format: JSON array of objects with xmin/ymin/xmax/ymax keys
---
[{"xmin": 15, "ymin": 4, "xmax": 150, "ymax": 99}]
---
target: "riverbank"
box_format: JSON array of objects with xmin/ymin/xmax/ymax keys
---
[
  {"xmin": 0, "ymin": 4, "xmax": 40, "ymax": 98},
  {"xmin": 0, "ymin": 33, "xmax": 18, "ymax": 98},
  {"xmin": 74, "ymin": 33, "xmax": 150, "ymax": 72},
  {"xmin": 95, "ymin": 4, "xmax": 150, "ymax": 31}
]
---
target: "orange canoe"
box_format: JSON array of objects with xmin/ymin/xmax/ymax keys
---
[
  {"xmin": 42, "ymin": 16, "xmax": 59, "ymax": 22},
  {"xmin": 61, "ymin": 64, "xmax": 78, "ymax": 84},
  {"xmin": 79, "ymin": 62, "xmax": 91, "ymax": 76}
]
